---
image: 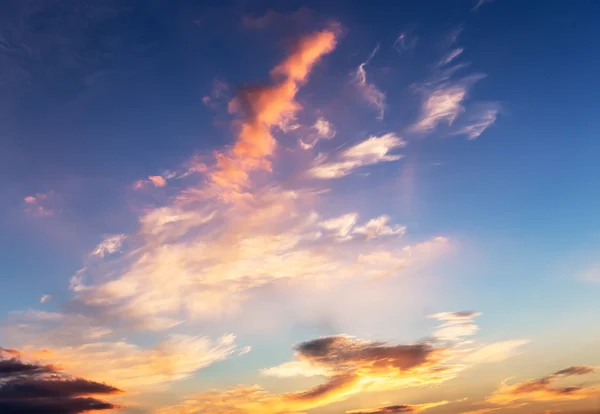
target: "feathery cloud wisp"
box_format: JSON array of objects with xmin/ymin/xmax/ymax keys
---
[
  {"xmin": 354, "ymin": 45, "xmax": 386, "ymax": 120},
  {"xmin": 308, "ymin": 133, "xmax": 405, "ymax": 179}
]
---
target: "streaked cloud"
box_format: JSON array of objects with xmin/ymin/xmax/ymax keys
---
[
  {"xmin": 7, "ymin": 330, "xmax": 238, "ymax": 391},
  {"xmin": 39, "ymin": 295, "xmax": 52, "ymax": 304},
  {"xmin": 90, "ymin": 234, "xmax": 126, "ymax": 258},
  {"xmin": 486, "ymin": 366, "xmax": 599, "ymax": 405},
  {"xmin": 307, "ymin": 133, "xmax": 405, "ymax": 179},
  {"xmin": 429, "ymin": 311, "xmax": 482, "ymax": 341},
  {"xmin": 463, "ymin": 340, "xmax": 531, "ymax": 363},
  {"xmin": 411, "ymin": 74, "xmax": 485, "ymax": 134},
  {"xmin": 439, "ymin": 48, "xmax": 464, "ymax": 66},
  {"xmin": 453, "ymin": 103, "xmax": 499, "ymax": 139},
  {"xmin": 354, "ymin": 45, "xmax": 386, "ymax": 120},
  {"xmin": 347, "ymin": 400, "xmax": 449, "ymax": 413},
  {"xmin": 0, "ymin": 349, "xmax": 122, "ymax": 413}
]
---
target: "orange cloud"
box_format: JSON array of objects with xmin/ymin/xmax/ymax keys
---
[
  {"xmin": 148, "ymin": 175, "xmax": 167, "ymax": 187},
  {"xmin": 211, "ymin": 27, "xmax": 338, "ymax": 192},
  {"xmin": 156, "ymin": 333, "xmax": 460, "ymax": 414},
  {"xmin": 486, "ymin": 366, "xmax": 599, "ymax": 406}
]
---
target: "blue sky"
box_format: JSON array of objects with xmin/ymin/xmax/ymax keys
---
[{"xmin": 1, "ymin": 1, "xmax": 600, "ymax": 413}]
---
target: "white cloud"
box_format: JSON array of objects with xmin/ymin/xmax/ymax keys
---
[
  {"xmin": 90, "ymin": 234, "xmax": 126, "ymax": 258},
  {"xmin": 440, "ymin": 48, "xmax": 464, "ymax": 66},
  {"xmin": 39, "ymin": 294, "xmax": 52, "ymax": 304},
  {"xmin": 300, "ymin": 117, "xmax": 337, "ymax": 149},
  {"xmin": 17, "ymin": 333, "xmax": 239, "ymax": 390},
  {"xmin": 453, "ymin": 104, "xmax": 499, "ymax": 139},
  {"xmin": 411, "ymin": 62, "xmax": 486, "ymax": 134},
  {"xmin": 308, "ymin": 133, "xmax": 405, "ymax": 179},
  {"xmin": 354, "ymin": 45, "xmax": 386, "ymax": 120},
  {"xmin": 429, "ymin": 311, "xmax": 482, "ymax": 341},
  {"xmin": 463, "ymin": 340, "xmax": 531, "ymax": 363}
]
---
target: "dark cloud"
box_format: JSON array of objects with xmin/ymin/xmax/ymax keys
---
[
  {"xmin": 0, "ymin": 396, "xmax": 116, "ymax": 414},
  {"xmin": 348, "ymin": 404, "xmax": 415, "ymax": 413},
  {"xmin": 553, "ymin": 366, "xmax": 596, "ymax": 377},
  {"xmin": 0, "ymin": 348, "xmax": 122, "ymax": 413},
  {"xmin": 295, "ymin": 335, "xmax": 436, "ymax": 372},
  {"xmin": 0, "ymin": 358, "xmax": 56, "ymax": 378},
  {"xmin": 0, "ymin": 377, "xmax": 121, "ymax": 399}
]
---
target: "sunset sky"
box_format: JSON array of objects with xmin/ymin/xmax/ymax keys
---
[{"xmin": 1, "ymin": 1, "xmax": 600, "ymax": 413}]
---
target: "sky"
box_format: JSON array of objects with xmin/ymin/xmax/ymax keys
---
[{"xmin": 1, "ymin": 0, "xmax": 600, "ymax": 413}]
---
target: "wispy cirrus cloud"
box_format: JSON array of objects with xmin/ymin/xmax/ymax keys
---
[
  {"xmin": 307, "ymin": 133, "xmax": 405, "ymax": 179},
  {"xmin": 410, "ymin": 74, "xmax": 485, "ymax": 134},
  {"xmin": 353, "ymin": 45, "xmax": 386, "ymax": 120},
  {"xmin": 453, "ymin": 103, "xmax": 500, "ymax": 139}
]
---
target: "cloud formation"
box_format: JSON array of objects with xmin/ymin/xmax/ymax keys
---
[
  {"xmin": 299, "ymin": 117, "xmax": 337, "ymax": 149},
  {"xmin": 346, "ymin": 400, "xmax": 449, "ymax": 413},
  {"xmin": 23, "ymin": 192, "xmax": 55, "ymax": 217},
  {"xmin": 354, "ymin": 45, "xmax": 386, "ymax": 120},
  {"xmin": 157, "ymin": 331, "xmax": 462, "ymax": 414},
  {"xmin": 212, "ymin": 27, "xmax": 338, "ymax": 193},
  {"xmin": 411, "ymin": 74, "xmax": 484, "ymax": 134},
  {"xmin": 90, "ymin": 234, "xmax": 126, "ymax": 258},
  {"xmin": 0, "ymin": 349, "xmax": 121, "ymax": 413},
  {"xmin": 486, "ymin": 366, "xmax": 599, "ymax": 406},
  {"xmin": 453, "ymin": 103, "xmax": 499, "ymax": 139},
  {"xmin": 308, "ymin": 133, "xmax": 405, "ymax": 179}
]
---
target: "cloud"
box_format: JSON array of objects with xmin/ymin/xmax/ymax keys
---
[
  {"xmin": 299, "ymin": 117, "xmax": 336, "ymax": 149},
  {"xmin": 148, "ymin": 175, "xmax": 167, "ymax": 187},
  {"xmin": 347, "ymin": 400, "xmax": 449, "ymax": 413},
  {"xmin": 486, "ymin": 366, "xmax": 599, "ymax": 405},
  {"xmin": 307, "ymin": 133, "xmax": 405, "ymax": 179},
  {"xmin": 439, "ymin": 48, "xmax": 464, "ymax": 66},
  {"xmin": 429, "ymin": 311, "xmax": 482, "ymax": 341},
  {"xmin": 354, "ymin": 45, "xmax": 385, "ymax": 120},
  {"xmin": 157, "ymin": 330, "xmax": 464, "ymax": 414},
  {"xmin": 23, "ymin": 192, "xmax": 55, "ymax": 217},
  {"xmin": 133, "ymin": 174, "xmax": 169, "ymax": 190},
  {"xmin": 45, "ymin": 334, "xmax": 238, "ymax": 389},
  {"xmin": 462, "ymin": 340, "xmax": 531, "ymax": 363},
  {"xmin": 90, "ymin": 234, "xmax": 126, "ymax": 258},
  {"xmin": 0, "ymin": 349, "xmax": 121, "ymax": 413},
  {"xmin": 211, "ymin": 27, "xmax": 338, "ymax": 192},
  {"xmin": 452, "ymin": 103, "xmax": 499, "ymax": 139},
  {"xmin": 40, "ymin": 295, "xmax": 52, "ymax": 304},
  {"xmin": 411, "ymin": 74, "xmax": 485, "ymax": 134}
]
